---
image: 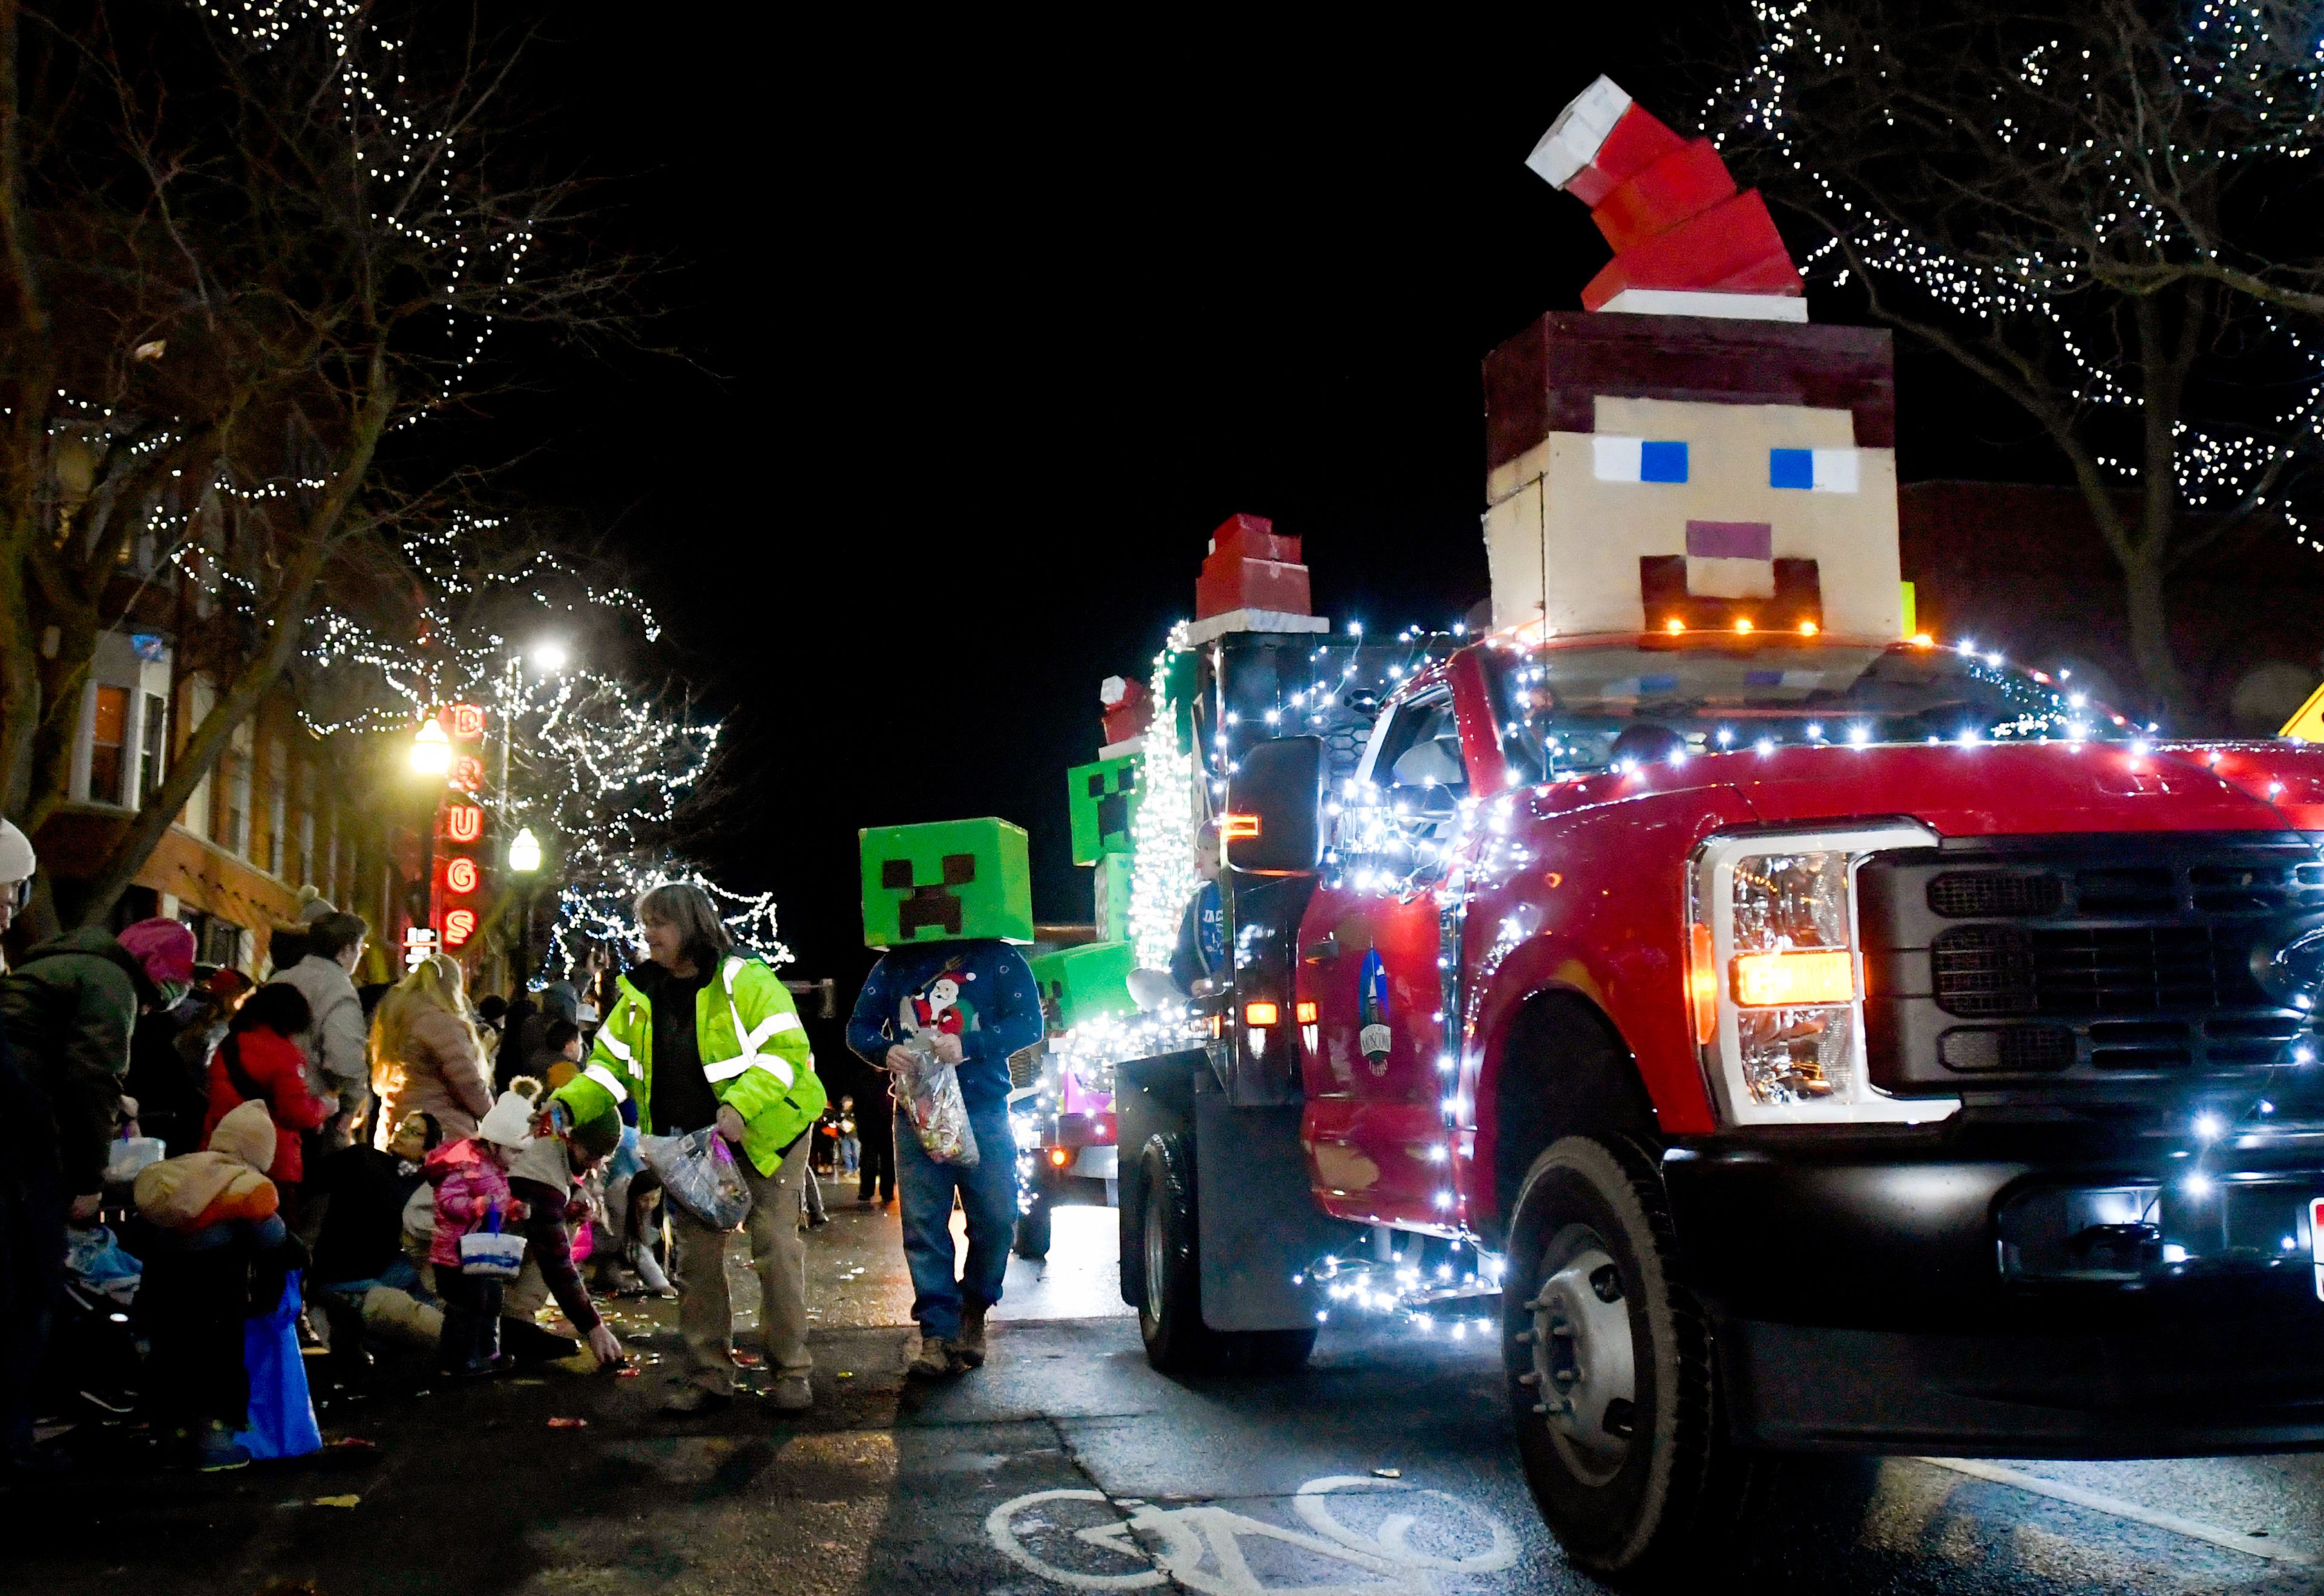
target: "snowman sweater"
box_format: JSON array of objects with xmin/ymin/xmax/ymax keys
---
[{"xmin": 846, "ymin": 941, "xmax": 1043, "ymax": 1112}]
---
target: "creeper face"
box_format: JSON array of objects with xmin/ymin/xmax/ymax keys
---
[
  {"xmin": 1027, "ymin": 940, "xmax": 1135, "ymax": 1033},
  {"xmin": 859, "ymin": 818, "xmax": 1034, "ymax": 949},
  {"xmin": 1066, "ymin": 754, "xmax": 1142, "ymax": 865}
]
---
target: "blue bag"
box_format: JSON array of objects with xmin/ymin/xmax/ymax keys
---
[{"xmin": 235, "ymin": 1269, "xmax": 322, "ymax": 1461}]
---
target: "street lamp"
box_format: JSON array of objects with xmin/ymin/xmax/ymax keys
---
[
  {"xmin": 410, "ymin": 718, "xmax": 451, "ymax": 777},
  {"xmin": 508, "ymin": 827, "xmax": 543, "ymax": 873},
  {"xmin": 530, "ymin": 640, "xmax": 569, "ymax": 674}
]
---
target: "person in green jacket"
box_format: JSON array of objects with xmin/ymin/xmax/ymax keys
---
[
  {"xmin": 0, "ymin": 923, "xmax": 151, "ymax": 1225},
  {"xmin": 545, "ymin": 882, "xmax": 822, "ymax": 1416}
]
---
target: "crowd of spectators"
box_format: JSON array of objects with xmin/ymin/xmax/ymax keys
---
[{"xmin": 0, "ymin": 821, "xmax": 675, "ymax": 1481}]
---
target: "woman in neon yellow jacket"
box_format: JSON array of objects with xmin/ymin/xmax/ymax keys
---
[{"xmin": 548, "ymin": 883, "xmax": 824, "ymax": 1414}]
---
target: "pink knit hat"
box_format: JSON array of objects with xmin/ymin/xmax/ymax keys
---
[{"xmin": 117, "ymin": 916, "xmax": 196, "ymax": 988}]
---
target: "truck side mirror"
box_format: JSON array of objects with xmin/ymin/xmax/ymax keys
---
[{"xmin": 1224, "ymin": 736, "xmax": 1324, "ymax": 875}]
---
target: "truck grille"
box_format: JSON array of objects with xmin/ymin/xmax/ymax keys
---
[
  {"xmin": 1860, "ymin": 835, "xmax": 2324, "ymax": 1097},
  {"xmin": 1929, "ymin": 922, "xmax": 2263, "ymax": 1017}
]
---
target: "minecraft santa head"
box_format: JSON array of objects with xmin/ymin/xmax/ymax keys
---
[{"xmin": 1483, "ymin": 79, "xmax": 1903, "ymax": 639}]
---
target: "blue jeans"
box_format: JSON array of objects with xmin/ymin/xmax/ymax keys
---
[{"xmin": 894, "ymin": 1103, "xmax": 1017, "ymax": 1342}]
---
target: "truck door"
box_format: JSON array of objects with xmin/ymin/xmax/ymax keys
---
[{"xmin": 1295, "ymin": 686, "xmax": 1471, "ymax": 1228}]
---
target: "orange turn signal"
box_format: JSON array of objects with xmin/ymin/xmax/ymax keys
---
[
  {"xmin": 1220, "ymin": 813, "xmax": 1262, "ymax": 841},
  {"xmin": 1296, "ymin": 1000, "xmax": 1319, "ymax": 1024},
  {"xmin": 1048, "ymin": 1148, "xmax": 1072, "ymax": 1167},
  {"xmin": 1687, "ymin": 922, "xmax": 1718, "ymax": 1045},
  {"xmin": 1732, "ymin": 950, "xmax": 1854, "ymax": 1008},
  {"xmin": 1244, "ymin": 1000, "xmax": 1281, "ymax": 1026}
]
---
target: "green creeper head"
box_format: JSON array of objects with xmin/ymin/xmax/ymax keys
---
[
  {"xmin": 859, "ymin": 818, "xmax": 1034, "ymax": 949},
  {"xmin": 1065, "ymin": 754, "xmax": 1142, "ymax": 865},
  {"xmin": 1027, "ymin": 940, "xmax": 1135, "ymax": 1033}
]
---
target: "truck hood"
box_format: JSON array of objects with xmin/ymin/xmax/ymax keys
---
[
  {"xmin": 1722, "ymin": 741, "xmax": 2324, "ymax": 838},
  {"xmin": 1523, "ymin": 741, "xmax": 2324, "ymax": 838}
]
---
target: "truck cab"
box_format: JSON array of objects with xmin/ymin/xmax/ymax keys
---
[{"xmin": 1118, "ymin": 620, "xmax": 2324, "ymax": 1575}]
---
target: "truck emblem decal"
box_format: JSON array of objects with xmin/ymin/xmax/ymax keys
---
[{"xmin": 1359, "ymin": 950, "xmax": 1393, "ymax": 1073}]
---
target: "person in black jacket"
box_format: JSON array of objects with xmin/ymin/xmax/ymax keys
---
[{"xmin": 306, "ymin": 1109, "xmax": 440, "ymax": 1381}]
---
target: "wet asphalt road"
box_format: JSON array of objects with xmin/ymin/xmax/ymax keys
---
[{"xmin": 12, "ymin": 1191, "xmax": 2324, "ymax": 1595}]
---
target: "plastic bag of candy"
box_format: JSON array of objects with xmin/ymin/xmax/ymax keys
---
[{"xmin": 893, "ymin": 1041, "xmax": 980, "ymax": 1167}]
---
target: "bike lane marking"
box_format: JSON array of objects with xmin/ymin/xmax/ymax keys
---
[
  {"xmin": 986, "ymin": 1474, "xmax": 1521, "ymax": 1595},
  {"xmin": 1919, "ymin": 1457, "xmax": 2316, "ymax": 1565}
]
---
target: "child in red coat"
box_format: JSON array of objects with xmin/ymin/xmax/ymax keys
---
[{"xmin": 202, "ymin": 983, "xmax": 329, "ymax": 1202}]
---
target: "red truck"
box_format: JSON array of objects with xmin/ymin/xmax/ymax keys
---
[{"xmin": 1114, "ymin": 625, "xmax": 2324, "ymax": 1575}]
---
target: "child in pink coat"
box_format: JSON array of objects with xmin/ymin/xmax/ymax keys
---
[{"xmin": 427, "ymin": 1089, "xmax": 534, "ymax": 1376}]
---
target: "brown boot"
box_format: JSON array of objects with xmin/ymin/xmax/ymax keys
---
[
  {"xmin": 954, "ymin": 1302, "xmax": 988, "ymax": 1368},
  {"xmin": 907, "ymin": 1335, "xmax": 954, "ymax": 1379}
]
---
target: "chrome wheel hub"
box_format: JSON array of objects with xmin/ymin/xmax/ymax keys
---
[{"xmin": 1522, "ymin": 1238, "xmax": 1637, "ymax": 1485}]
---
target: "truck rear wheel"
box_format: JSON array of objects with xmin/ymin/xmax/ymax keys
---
[
  {"xmin": 1014, "ymin": 1174, "xmax": 1054, "ymax": 1261},
  {"xmin": 1135, "ymin": 1132, "xmax": 1319, "ymax": 1375},
  {"xmin": 1503, "ymin": 1134, "xmax": 1747, "ymax": 1581},
  {"xmin": 1137, "ymin": 1132, "xmax": 1216, "ymax": 1371}
]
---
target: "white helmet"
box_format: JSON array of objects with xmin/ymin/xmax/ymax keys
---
[{"xmin": 0, "ymin": 818, "xmax": 33, "ymax": 884}]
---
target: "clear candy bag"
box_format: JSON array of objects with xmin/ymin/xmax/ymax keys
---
[
  {"xmin": 894, "ymin": 1040, "xmax": 980, "ymax": 1167},
  {"xmin": 639, "ymin": 1125, "xmax": 755, "ymax": 1230}
]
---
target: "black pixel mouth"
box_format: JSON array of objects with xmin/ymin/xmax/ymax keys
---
[{"xmin": 884, "ymin": 852, "xmax": 977, "ymax": 938}]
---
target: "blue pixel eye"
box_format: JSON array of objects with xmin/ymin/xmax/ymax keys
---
[
  {"xmin": 1638, "ymin": 441, "xmax": 1688, "ymax": 483},
  {"xmin": 1769, "ymin": 448, "xmax": 1859, "ymax": 492}
]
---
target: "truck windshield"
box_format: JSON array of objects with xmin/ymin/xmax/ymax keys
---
[{"xmin": 1480, "ymin": 637, "xmax": 2130, "ymax": 783}]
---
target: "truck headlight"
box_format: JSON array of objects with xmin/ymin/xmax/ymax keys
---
[{"xmin": 1689, "ymin": 823, "xmax": 1959, "ymax": 1126}]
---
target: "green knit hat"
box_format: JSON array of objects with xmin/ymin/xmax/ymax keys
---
[{"xmin": 568, "ymin": 1102, "xmax": 622, "ymax": 1162}]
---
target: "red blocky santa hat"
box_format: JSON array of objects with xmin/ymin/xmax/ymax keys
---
[
  {"xmin": 1099, "ymin": 674, "xmax": 1152, "ymax": 747},
  {"xmin": 1528, "ymin": 77, "xmax": 1804, "ymax": 323},
  {"xmin": 1195, "ymin": 512, "xmax": 1312, "ymax": 623}
]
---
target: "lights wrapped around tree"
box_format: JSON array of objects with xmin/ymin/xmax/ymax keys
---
[{"xmin": 1126, "ymin": 630, "xmax": 1203, "ymax": 971}]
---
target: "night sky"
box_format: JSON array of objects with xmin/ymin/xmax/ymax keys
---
[{"xmin": 501, "ymin": 12, "xmax": 2041, "ymax": 996}]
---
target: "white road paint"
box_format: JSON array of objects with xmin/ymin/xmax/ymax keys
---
[
  {"xmin": 986, "ymin": 1474, "xmax": 1521, "ymax": 1594},
  {"xmin": 1919, "ymin": 1457, "xmax": 2317, "ymax": 1565}
]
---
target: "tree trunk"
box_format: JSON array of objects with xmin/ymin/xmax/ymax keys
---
[{"xmin": 2121, "ymin": 551, "xmax": 2193, "ymax": 731}]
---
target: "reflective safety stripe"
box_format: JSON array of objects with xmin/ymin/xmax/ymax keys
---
[
  {"xmin": 583, "ymin": 1062, "xmax": 630, "ymax": 1103},
  {"xmin": 708, "ymin": 956, "xmax": 807, "ymax": 1102},
  {"xmin": 741, "ymin": 1010, "xmax": 798, "ymax": 1051}
]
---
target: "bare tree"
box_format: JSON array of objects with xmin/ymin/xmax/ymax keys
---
[
  {"xmin": 0, "ymin": 0, "xmax": 635, "ymax": 926},
  {"xmin": 1712, "ymin": 0, "xmax": 2324, "ymax": 723}
]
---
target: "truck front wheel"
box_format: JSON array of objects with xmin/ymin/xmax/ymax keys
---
[{"xmin": 1503, "ymin": 1134, "xmax": 1747, "ymax": 1581}]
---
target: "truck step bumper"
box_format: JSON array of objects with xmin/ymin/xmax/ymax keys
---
[{"xmin": 1721, "ymin": 1315, "xmax": 2324, "ymax": 1456}]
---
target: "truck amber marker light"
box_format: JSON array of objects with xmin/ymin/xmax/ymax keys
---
[
  {"xmin": 1687, "ymin": 922, "xmax": 1718, "ymax": 1044},
  {"xmin": 1296, "ymin": 1000, "xmax": 1319, "ymax": 1024},
  {"xmin": 1731, "ymin": 950, "xmax": 1855, "ymax": 1008},
  {"xmin": 1220, "ymin": 813, "xmax": 1262, "ymax": 841},
  {"xmin": 1245, "ymin": 1000, "xmax": 1281, "ymax": 1026}
]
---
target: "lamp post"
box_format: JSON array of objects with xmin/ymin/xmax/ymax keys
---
[
  {"xmin": 491, "ymin": 643, "xmax": 566, "ymax": 992},
  {"xmin": 508, "ymin": 826, "xmax": 545, "ymax": 990}
]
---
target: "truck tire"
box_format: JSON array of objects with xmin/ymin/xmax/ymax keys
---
[
  {"xmin": 1135, "ymin": 1132, "xmax": 1217, "ymax": 1371},
  {"xmin": 1014, "ymin": 1177, "xmax": 1054, "ymax": 1260},
  {"xmin": 1135, "ymin": 1133, "xmax": 1319, "ymax": 1375},
  {"xmin": 1503, "ymin": 1134, "xmax": 1747, "ymax": 1582}
]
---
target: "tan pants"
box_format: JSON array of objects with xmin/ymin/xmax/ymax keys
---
[{"xmin": 671, "ymin": 1132, "xmax": 812, "ymax": 1392}]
